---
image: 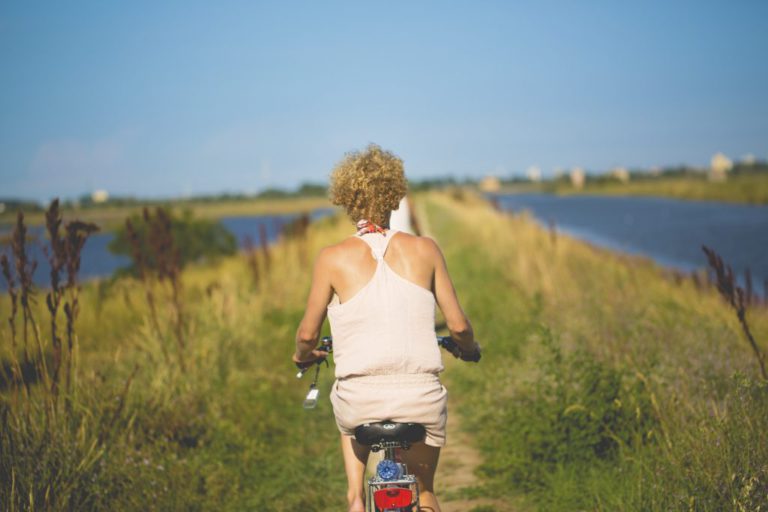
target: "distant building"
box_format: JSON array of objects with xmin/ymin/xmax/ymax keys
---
[
  {"xmin": 91, "ymin": 189, "xmax": 110, "ymax": 203},
  {"xmin": 570, "ymin": 167, "xmax": 585, "ymax": 189},
  {"xmin": 479, "ymin": 176, "xmax": 501, "ymax": 192},
  {"xmin": 649, "ymin": 166, "xmax": 662, "ymax": 177},
  {"xmin": 610, "ymin": 167, "xmax": 630, "ymax": 183},
  {"xmin": 710, "ymin": 153, "xmax": 733, "ymax": 182},
  {"xmin": 526, "ymin": 166, "xmax": 541, "ymax": 182}
]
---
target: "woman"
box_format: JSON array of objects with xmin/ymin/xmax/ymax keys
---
[{"xmin": 293, "ymin": 144, "xmax": 480, "ymax": 512}]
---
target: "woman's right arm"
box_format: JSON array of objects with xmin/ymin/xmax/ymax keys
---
[{"xmin": 428, "ymin": 239, "xmax": 479, "ymax": 355}]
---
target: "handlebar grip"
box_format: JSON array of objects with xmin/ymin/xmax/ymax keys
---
[{"xmin": 437, "ymin": 336, "xmax": 481, "ymax": 362}]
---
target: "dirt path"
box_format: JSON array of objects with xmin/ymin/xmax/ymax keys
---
[
  {"xmin": 413, "ymin": 198, "xmax": 519, "ymax": 512},
  {"xmin": 436, "ymin": 404, "xmax": 516, "ymax": 512}
]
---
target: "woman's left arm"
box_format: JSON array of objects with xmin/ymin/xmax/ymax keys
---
[{"xmin": 293, "ymin": 248, "xmax": 334, "ymax": 365}]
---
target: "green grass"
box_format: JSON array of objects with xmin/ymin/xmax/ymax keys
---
[
  {"xmin": 424, "ymin": 191, "xmax": 768, "ymax": 511},
  {"xmin": 2, "ymin": 191, "xmax": 766, "ymax": 510},
  {"xmin": 1, "ymin": 215, "xmax": 349, "ymax": 511}
]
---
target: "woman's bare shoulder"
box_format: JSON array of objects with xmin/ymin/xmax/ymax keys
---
[
  {"xmin": 393, "ymin": 232, "xmax": 442, "ymax": 259},
  {"xmin": 315, "ymin": 237, "xmax": 367, "ymax": 266}
]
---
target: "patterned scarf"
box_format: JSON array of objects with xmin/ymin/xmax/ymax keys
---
[{"xmin": 356, "ymin": 219, "xmax": 388, "ymax": 236}]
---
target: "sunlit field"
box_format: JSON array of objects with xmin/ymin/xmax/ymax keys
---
[{"xmin": 1, "ymin": 192, "xmax": 766, "ymax": 511}]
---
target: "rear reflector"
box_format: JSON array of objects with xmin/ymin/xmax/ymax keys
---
[{"xmin": 373, "ymin": 488, "xmax": 413, "ymax": 509}]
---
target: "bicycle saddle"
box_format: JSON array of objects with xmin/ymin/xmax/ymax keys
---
[{"xmin": 354, "ymin": 421, "xmax": 426, "ymax": 447}]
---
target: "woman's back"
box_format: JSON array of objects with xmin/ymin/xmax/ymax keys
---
[
  {"xmin": 326, "ymin": 231, "xmax": 443, "ymax": 379},
  {"xmin": 326, "ymin": 230, "xmax": 435, "ymax": 302}
]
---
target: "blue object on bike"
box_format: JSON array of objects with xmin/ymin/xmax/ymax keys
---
[{"xmin": 376, "ymin": 459, "xmax": 402, "ymax": 481}]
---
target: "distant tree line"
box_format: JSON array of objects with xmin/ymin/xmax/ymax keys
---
[
  {"xmin": 0, "ymin": 199, "xmax": 44, "ymax": 213},
  {"xmin": 4, "ymin": 160, "xmax": 766, "ymax": 213}
]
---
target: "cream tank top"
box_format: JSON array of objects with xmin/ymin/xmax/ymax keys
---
[{"xmin": 327, "ymin": 230, "xmax": 444, "ymax": 379}]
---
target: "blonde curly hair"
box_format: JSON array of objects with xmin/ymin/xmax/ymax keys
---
[{"xmin": 329, "ymin": 144, "xmax": 407, "ymax": 226}]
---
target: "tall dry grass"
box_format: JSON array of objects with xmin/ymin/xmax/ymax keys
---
[
  {"xmin": 702, "ymin": 245, "xmax": 766, "ymax": 380},
  {"xmin": 0, "ymin": 201, "xmax": 148, "ymax": 510},
  {"xmin": 1, "ymin": 204, "xmax": 352, "ymax": 511},
  {"xmin": 423, "ymin": 191, "xmax": 768, "ymax": 511}
]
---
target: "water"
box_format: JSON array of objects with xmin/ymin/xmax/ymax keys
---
[
  {"xmin": 0, "ymin": 208, "xmax": 335, "ymax": 288},
  {"xmin": 493, "ymin": 193, "xmax": 768, "ymax": 290}
]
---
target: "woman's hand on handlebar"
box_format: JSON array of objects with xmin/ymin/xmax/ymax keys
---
[
  {"xmin": 438, "ymin": 336, "xmax": 481, "ymax": 363},
  {"xmin": 292, "ymin": 349, "xmax": 328, "ymax": 370},
  {"xmin": 459, "ymin": 341, "xmax": 482, "ymax": 362}
]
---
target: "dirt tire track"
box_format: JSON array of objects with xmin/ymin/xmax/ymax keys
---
[{"xmin": 413, "ymin": 197, "xmax": 519, "ymax": 512}]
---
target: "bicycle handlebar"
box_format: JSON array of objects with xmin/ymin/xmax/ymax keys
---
[
  {"xmin": 296, "ymin": 335, "xmax": 480, "ymax": 409},
  {"xmin": 296, "ymin": 335, "xmax": 479, "ymax": 378}
]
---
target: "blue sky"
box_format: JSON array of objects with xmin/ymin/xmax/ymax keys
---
[{"xmin": 1, "ymin": 1, "xmax": 767, "ymax": 201}]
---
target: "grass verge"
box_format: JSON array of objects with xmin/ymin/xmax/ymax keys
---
[{"xmin": 425, "ymin": 191, "xmax": 767, "ymax": 511}]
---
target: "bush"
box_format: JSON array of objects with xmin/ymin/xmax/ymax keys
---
[
  {"xmin": 479, "ymin": 331, "xmax": 658, "ymax": 494},
  {"xmin": 108, "ymin": 209, "xmax": 237, "ymax": 276}
]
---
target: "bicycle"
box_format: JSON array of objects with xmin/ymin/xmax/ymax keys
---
[{"xmin": 296, "ymin": 335, "xmax": 480, "ymax": 511}]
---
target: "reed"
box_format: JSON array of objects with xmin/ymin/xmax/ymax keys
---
[
  {"xmin": 259, "ymin": 222, "xmax": 271, "ymax": 274},
  {"xmin": 147, "ymin": 207, "xmax": 186, "ymax": 369},
  {"xmin": 0, "ymin": 254, "xmax": 23, "ymax": 395},
  {"xmin": 124, "ymin": 218, "xmax": 168, "ymax": 364},
  {"xmin": 62, "ymin": 218, "xmax": 99, "ymax": 405},
  {"xmin": 1, "ymin": 201, "xmax": 99, "ymax": 418},
  {"xmin": 11, "ymin": 211, "xmax": 43, "ymax": 394},
  {"xmin": 0, "ymin": 202, "xmax": 143, "ymax": 511},
  {"xmin": 123, "ymin": 207, "xmax": 187, "ymax": 371},
  {"xmin": 243, "ymin": 234, "xmax": 261, "ymax": 288},
  {"xmin": 702, "ymin": 245, "xmax": 766, "ymax": 380},
  {"xmin": 44, "ymin": 199, "xmax": 65, "ymax": 402}
]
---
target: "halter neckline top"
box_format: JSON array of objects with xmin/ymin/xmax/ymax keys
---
[{"xmin": 326, "ymin": 231, "xmax": 444, "ymax": 379}]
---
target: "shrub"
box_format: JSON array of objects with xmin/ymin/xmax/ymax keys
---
[
  {"xmin": 108, "ymin": 209, "xmax": 236, "ymax": 276},
  {"xmin": 480, "ymin": 331, "xmax": 659, "ymax": 493}
]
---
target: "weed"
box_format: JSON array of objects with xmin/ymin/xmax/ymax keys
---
[
  {"xmin": 243, "ymin": 234, "xmax": 261, "ymax": 288},
  {"xmin": 703, "ymin": 245, "xmax": 766, "ymax": 380}
]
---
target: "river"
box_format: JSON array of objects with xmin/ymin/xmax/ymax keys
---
[
  {"xmin": 0, "ymin": 208, "xmax": 334, "ymax": 288},
  {"xmin": 492, "ymin": 193, "xmax": 768, "ymax": 292}
]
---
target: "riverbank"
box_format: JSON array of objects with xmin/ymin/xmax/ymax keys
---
[
  {"xmin": 500, "ymin": 171, "xmax": 768, "ymax": 205},
  {"xmin": 491, "ymin": 192, "xmax": 768, "ymax": 296},
  {"xmin": 1, "ymin": 192, "xmax": 765, "ymax": 510},
  {"xmin": 425, "ymin": 191, "xmax": 767, "ymax": 510},
  {"xmin": 0, "ymin": 195, "xmax": 332, "ymax": 231}
]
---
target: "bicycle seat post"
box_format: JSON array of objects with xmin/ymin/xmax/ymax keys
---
[{"xmin": 383, "ymin": 444, "xmax": 397, "ymax": 463}]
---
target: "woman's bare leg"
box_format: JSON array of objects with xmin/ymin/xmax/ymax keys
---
[
  {"xmin": 400, "ymin": 442, "xmax": 441, "ymax": 512},
  {"xmin": 340, "ymin": 434, "xmax": 370, "ymax": 512}
]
